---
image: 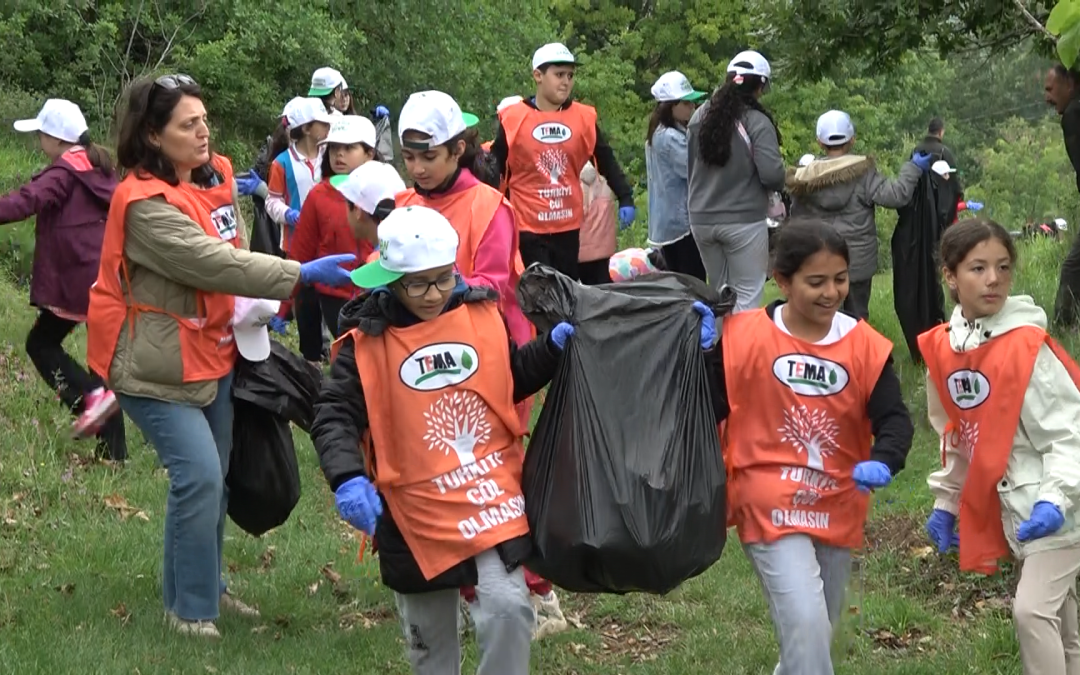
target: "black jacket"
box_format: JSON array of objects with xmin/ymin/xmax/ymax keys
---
[
  {"xmin": 310, "ymin": 284, "xmax": 561, "ymax": 594},
  {"xmin": 489, "ymin": 97, "xmax": 634, "ymax": 208},
  {"xmin": 914, "ymin": 134, "xmax": 963, "ymax": 199},
  {"xmin": 710, "ymin": 302, "xmax": 914, "ymax": 476},
  {"xmin": 1062, "ymin": 99, "xmax": 1080, "ymax": 194}
]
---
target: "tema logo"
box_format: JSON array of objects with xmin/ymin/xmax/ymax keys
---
[
  {"xmin": 772, "ymin": 354, "xmax": 849, "ymax": 396},
  {"xmin": 400, "ymin": 342, "xmax": 479, "ymax": 391},
  {"xmin": 531, "ymin": 122, "xmax": 572, "ymax": 144},
  {"xmin": 945, "ymin": 369, "xmax": 990, "ymax": 410}
]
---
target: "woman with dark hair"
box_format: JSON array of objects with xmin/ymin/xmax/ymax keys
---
[
  {"xmin": 85, "ymin": 74, "xmax": 356, "ymax": 638},
  {"xmin": 687, "ymin": 50, "xmax": 786, "ymax": 312},
  {"xmin": 646, "ymin": 71, "xmax": 708, "ymax": 281},
  {"xmin": 0, "ymin": 98, "xmax": 127, "ymax": 461}
]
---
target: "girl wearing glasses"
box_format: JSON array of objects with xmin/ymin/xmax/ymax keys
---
[{"xmin": 312, "ymin": 205, "xmax": 572, "ymax": 675}]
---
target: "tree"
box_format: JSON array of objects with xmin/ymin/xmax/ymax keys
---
[
  {"xmin": 778, "ymin": 405, "xmax": 839, "ymax": 472},
  {"xmin": 422, "ymin": 391, "xmax": 493, "ymax": 467},
  {"xmin": 536, "ymin": 149, "xmax": 569, "ymax": 185}
]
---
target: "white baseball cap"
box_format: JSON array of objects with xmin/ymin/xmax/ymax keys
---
[
  {"xmin": 14, "ymin": 99, "xmax": 88, "ymax": 144},
  {"xmin": 398, "ymin": 91, "xmax": 480, "ymax": 149},
  {"xmin": 330, "ymin": 161, "xmax": 406, "ymax": 215},
  {"xmin": 651, "ymin": 71, "xmax": 708, "ymax": 103},
  {"xmin": 309, "ymin": 67, "xmax": 347, "ymax": 97},
  {"xmin": 816, "ymin": 110, "xmax": 855, "ymax": 146},
  {"xmin": 931, "ymin": 160, "xmax": 955, "ymax": 177},
  {"xmin": 350, "ymin": 205, "xmax": 459, "ymax": 288},
  {"xmin": 798, "ymin": 154, "xmax": 815, "ymax": 167},
  {"xmin": 319, "ymin": 115, "xmax": 377, "ymax": 148},
  {"xmin": 232, "ymin": 296, "xmax": 282, "ymax": 362},
  {"xmin": 281, "ymin": 97, "xmax": 304, "ymax": 118},
  {"xmin": 497, "ymin": 95, "xmax": 524, "ymax": 113},
  {"xmin": 286, "ymin": 98, "xmax": 333, "ymax": 130},
  {"xmin": 727, "ymin": 50, "xmax": 771, "ymax": 80},
  {"xmin": 532, "ymin": 43, "xmax": 575, "ymax": 71}
]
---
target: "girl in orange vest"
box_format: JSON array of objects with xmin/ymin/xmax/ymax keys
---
[
  {"xmin": 921, "ymin": 218, "xmax": 1080, "ymax": 675},
  {"xmin": 311, "ymin": 205, "xmax": 572, "ymax": 674},
  {"xmin": 719, "ymin": 219, "xmax": 913, "ymax": 675}
]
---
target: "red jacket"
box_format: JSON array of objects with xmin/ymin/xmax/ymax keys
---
[{"xmin": 288, "ymin": 179, "xmax": 375, "ymax": 299}]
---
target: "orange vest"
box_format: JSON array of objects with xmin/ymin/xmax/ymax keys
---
[
  {"xmin": 498, "ymin": 101, "xmax": 598, "ymax": 235},
  {"xmin": 722, "ymin": 309, "xmax": 893, "ymax": 548},
  {"xmin": 352, "ymin": 300, "xmax": 528, "ymax": 580},
  {"xmin": 918, "ymin": 324, "xmax": 1080, "ymax": 573},
  {"xmin": 87, "ymin": 155, "xmax": 240, "ymax": 385}
]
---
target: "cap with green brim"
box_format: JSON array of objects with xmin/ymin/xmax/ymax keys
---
[
  {"xmin": 650, "ymin": 71, "xmax": 710, "ymax": 104},
  {"xmin": 462, "ymin": 112, "xmax": 479, "ymax": 128},
  {"xmin": 350, "ymin": 205, "xmax": 460, "ymax": 289},
  {"xmin": 350, "ymin": 258, "xmax": 405, "ymax": 289},
  {"xmin": 309, "ymin": 67, "xmax": 346, "ymax": 97}
]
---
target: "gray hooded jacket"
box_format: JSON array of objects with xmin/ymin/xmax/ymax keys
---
[{"xmin": 787, "ymin": 155, "xmax": 920, "ymax": 280}]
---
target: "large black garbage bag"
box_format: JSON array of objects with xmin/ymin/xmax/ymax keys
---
[
  {"xmin": 517, "ymin": 265, "xmax": 731, "ymax": 594},
  {"xmin": 892, "ymin": 173, "xmax": 946, "ymax": 364},
  {"xmin": 227, "ymin": 341, "xmax": 321, "ymax": 536}
]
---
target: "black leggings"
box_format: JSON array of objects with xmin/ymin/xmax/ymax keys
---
[
  {"xmin": 519, "ymin": 230, "xmax": 580, "ymax": 280},
  {"xmin": 661, "ymin": 235, "xmax": 707, "ymax": 282},
  {"xmin": 319, "ymin": 294, "xmax": 349, "ymax": 339},
  {"xmin": 25, "ymin": 309, "xmax": 126, "ymax": 460},
  {"xmin": 295, "ymin": 286, "xmax": 326, "ymax": 362}
]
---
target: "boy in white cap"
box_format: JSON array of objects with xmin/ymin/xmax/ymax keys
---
[
  {"xmin": 785, "ymin": 109, "xmax": 933, "ymax": 319},
  {"xmin": 312, "ymin": 205, "xmax": 572, "ymax": 675},
  {"xmin": 488, "ymin": 42, "xmax": 636, "ymax": 281},
  {"xmin": 330, "ymin": 160, "xmax": 406, "ymax": 257}
]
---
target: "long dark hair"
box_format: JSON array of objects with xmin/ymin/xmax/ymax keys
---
[
  {"xmin": 646, "ymin": 101, "xmax": 677, "ymax": 145},
  {"xmin": 116, "ymin": 76, "xmax": 216, "ymax": 186},
  {"xmin": 268, "ymin": 120, "xmax": 290, "ymax": 162},
  {"xmin": 76, "ymin": 130, "xmax": 114, "ymax": 175},
  {"xmin": 319, "ymin": 142, "xmax": 382, "ymax": 179},
  {"xmin": 322, "ymin": 87, "xmax": 356, "ymax": 115},
  {"xmin": 698, "ymin": 72, "xmax": 781, "ymax": 167}
]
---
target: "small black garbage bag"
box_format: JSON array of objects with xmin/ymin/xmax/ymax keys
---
[
  {"xmin": 227, "ymin": 341, "xmax": 322, "ymax": 536},
  {"xmin": 517, "ymin": 265, "xmax": 731, "ymax": 594}
]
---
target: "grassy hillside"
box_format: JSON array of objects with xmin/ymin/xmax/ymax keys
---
[{"xmin": 0, "ymin": 137, "xmax": 1070, "ymax": 674}]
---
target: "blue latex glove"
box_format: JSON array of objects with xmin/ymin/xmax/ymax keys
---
[
  {"xmin": 285, "ymin": 208, "xmax": 301, "ymax": 228},
  {"xmin": 852, "ymin": 460, "xmax": 892, "ymax": 493},
  {"xmin": 268, "ymin": 316, "xmax": 288, "ymax": 336},
  {"xmin": 925, "ymin": 509, "xmax": 957, "ymax": 553},
  {"xmin": 911, "ymin": 151, "xmax": 933, "ymax": 172},
  {"xmin": 335, "ymin": 476, "xmax": 383, "ymax": 535},
  {"xmin": 618, "ymin": 206, "xmax": 636, "ymax": 230},
  {"xmin": 236, "ymin": 174, "xmax": 264, "ymax": 197},
  {"xmin": 300, "ymin": 253, "xmax": 357, "ymax": 287},
  {"xmin": 1017, "ymin": 501, "xmax": 1065, "ymax": 542},
  {"xmin": 550, "ymin": 322, "xmax": 574, "ymax": 350},
  {"xmin": 965, "ymin": 201, "xmax": 984, "ymax": 212},
  {"xmin": 373, "ymin": 105, "xmax": 390, "ymax": 120},
  {"xmin": 692, "ymin": 301, "xmax": 716, "ymax": 349}
]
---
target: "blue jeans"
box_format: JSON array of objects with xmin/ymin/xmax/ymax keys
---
[{"xmin": 118, "ymin": 372, "xmax": 234, "ymax": 621}]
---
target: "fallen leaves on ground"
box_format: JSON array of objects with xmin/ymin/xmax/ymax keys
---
[
  {"xmin": 259, "ymin": 546, "xmax": 276, "ymax": 572},
  {"xmin": 102, "ymin": 494, "xmax": 149, "ymax": 521},
  {"xmin": 55, "ymin": 583, "xmax": 74, "ymax": 595},
  {"xmin": 594, "ymin": 618, "xmax": 679, "ymax": 664},
  {"xmin": 110, "ymin": 602, "xmax": 131, "ymax": 625},
  {"xmin": 338, "ymin": 606, "xmax": 394, "ymax": 631},
  {"xmin": 868, "ymin": 626, "xmax": 932, "ymax": 651}
]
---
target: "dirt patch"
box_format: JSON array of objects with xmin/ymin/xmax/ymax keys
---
[
  {"xmin": 592, "ymin": 616, "xmax": 679, "ymax": 664},
  {"xmin": 865, "ymin": 513, "xmax": 1017, "ymax": 620}
]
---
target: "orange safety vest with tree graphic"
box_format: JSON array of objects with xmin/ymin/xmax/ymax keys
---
[
  {"xmin": 498, "ymin": 101, "xmax": 597, "ymax": 235},
  {"xmin": 87, "ymin": 155, "xmax": 241, "ymax": 384},
  {"xmin": 349, "ymin": 300, "xmax": 529, "ymax": 580},
  {"xmin": 917, "ymin": 323, "xmax": 1080, "ymax": 574},
  {"xmin": 722, "ymin": 309, "xmax": 893, "ymax": 548}
]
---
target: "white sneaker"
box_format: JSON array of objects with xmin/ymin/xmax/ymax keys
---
[
  {"xmin": 220, "ymin": 592, "xmax": 260, "ymax": 618},
  {"xmin": 165, "ymin": 612, "xmax": 220, "ymax": 639},
  {"xmin": 531, "ymin": 590, "xmax": 569, "ymax": 640},
  {"xmin": 72, "ymin": 387, "xmax": 119, "ymax": 439}
]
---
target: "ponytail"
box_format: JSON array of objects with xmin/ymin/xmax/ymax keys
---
[
  {"xmin": 268, "ymin": 120, "xmax": 290, "ymax": 162},
  {"xmin": 448, "ymin": 127, "xmax": 483, "ymax": 176},
  {"xmin": 77, "ymin": 131, "xmax": 115, "ymax": 176}
]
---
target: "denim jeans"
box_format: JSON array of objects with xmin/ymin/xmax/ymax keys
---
[{"xmin": 117, "ymin": 372, "xmax": 234, "ymax": 621}]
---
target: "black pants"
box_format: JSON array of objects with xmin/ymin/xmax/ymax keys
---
[
  {"xmin": 662, "ymin": 235, "xmax": 707, "ymax": 281},
  {"xmin": 519, "ymin": 230, "xmax": 580, "ymax": 280},
  {"xmin": 843, "ymin": 278, "xmax": 873, "ymax": 321},
  {"xmin": 578, "ymin": 259, "xmax": 611, "ymax": 285},
  {"xmin": 296, "ymin": 285, "xmax": 326, "ymax": 362},
  {"xmin": 319, "ymin": 293, "xmax": 349, "ymax": 339},
  {"xmin": 1055, "ymin": 233, "xmax": 1080, "ymax": 329},
  {"xmin": 25, "ymin": 309, "xmax": 127, "ymax": 460}
]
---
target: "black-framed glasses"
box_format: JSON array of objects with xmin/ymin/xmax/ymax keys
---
[
  {"xmin": 154, "ymin": 74, "xmax": 197, "ymax": 90},
  {"xmin": 399, "ymin": 273, "xmax": 458, "ymax": 298}
]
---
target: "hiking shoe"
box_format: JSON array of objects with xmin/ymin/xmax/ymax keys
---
[
  {"xmin": 72, "ymin": 388, "xmax": 119, "ymax": 439},
  {"xmin": 531, "ymin": 590, "xmax": 569, "ymax": 640},
  {"xmin": 220, "ymin": 592, "xmax": 260, "ymax": 618},
  {"xmin": 165, "ymin": 612, "xmax": 221, "ymax": 639}
]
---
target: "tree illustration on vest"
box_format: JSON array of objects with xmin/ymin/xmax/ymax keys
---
[
  {"xmin": 779, "ymin": 404, "xmax": 840, "ymax": 471},
  {"xmin": 536, "ymin": 149, "xmax": 569, "ymax": 185},
  {"xmin": 957, "ymin": 419, "xmax": 979, "ymax": 461},
  {"xmin": 422, "ymin": 390, "xmax": 493, "ymax": 467}
]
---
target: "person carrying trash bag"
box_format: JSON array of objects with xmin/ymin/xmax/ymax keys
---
[
  {"xmin": 311, "ymin": 205, "xmax": 572, "ymax": 675},
  {"xmin": 719, "ymin": 220, "xmax": 914, "ymax": 675}
]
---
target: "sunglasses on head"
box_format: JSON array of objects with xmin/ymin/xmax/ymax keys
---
[{"xmin": 154, "ymin": 74, "xmax": 197, "ymax": 90}]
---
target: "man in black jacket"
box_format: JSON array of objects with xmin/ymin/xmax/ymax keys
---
[
  {"xmin": 1046, "ymin": 64, "xmax": 1080, "ymax": 328},
  {"xmin": 915, "ymin": 117, "xmax": 963, "ymax": 206}
]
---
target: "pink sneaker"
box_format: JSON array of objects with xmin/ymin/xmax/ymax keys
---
[{"xmin": 72, "ymin": 388, "xmax": 119, "ymax": 439}]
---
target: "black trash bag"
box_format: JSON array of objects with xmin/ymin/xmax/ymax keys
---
[
  {"xmin": 892, "ymin": 173, "xmax": 946, "ymax": 364},
  {"xmin": 517, "ymin": 265, "xmax": 731, "ymax": 594},
  {"xmin": 227, "ymin": 341, "xmax": 321, "ymax": 536}
]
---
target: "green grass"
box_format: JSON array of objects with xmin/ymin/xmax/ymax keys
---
[{"xmin": 0, "ymin": 133, "xmax": 1072, "ymax": 673}]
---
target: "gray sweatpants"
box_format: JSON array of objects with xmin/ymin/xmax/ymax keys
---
[
  {"xmin": 744, "ymin": 535, "xmax": 852, "ymax": 675},
  {"xmin": 691, "ymin": 220, "xmax": 769, "ymax": 314},
  {"xmin": 395, "ymin": 548, "xmax": 533, "ymax": 675}
]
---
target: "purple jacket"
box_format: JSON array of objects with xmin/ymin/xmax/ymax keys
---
[{"xmin": 0, "ymin": 149, "xmax": 116, "ymax": 316}]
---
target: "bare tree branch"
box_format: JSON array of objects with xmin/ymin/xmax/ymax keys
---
[{"xmin": 1013, "ymin": 0, "xmax": 1057, "ymax": 43}]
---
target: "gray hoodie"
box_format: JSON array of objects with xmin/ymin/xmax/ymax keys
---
[
  {"xmin": 687, "ymin": 106, "xmax": 785, "ymax": 226},
  {"xmin": 787, "ymin": 155, "xmax": 920, "ymax": 281}
]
